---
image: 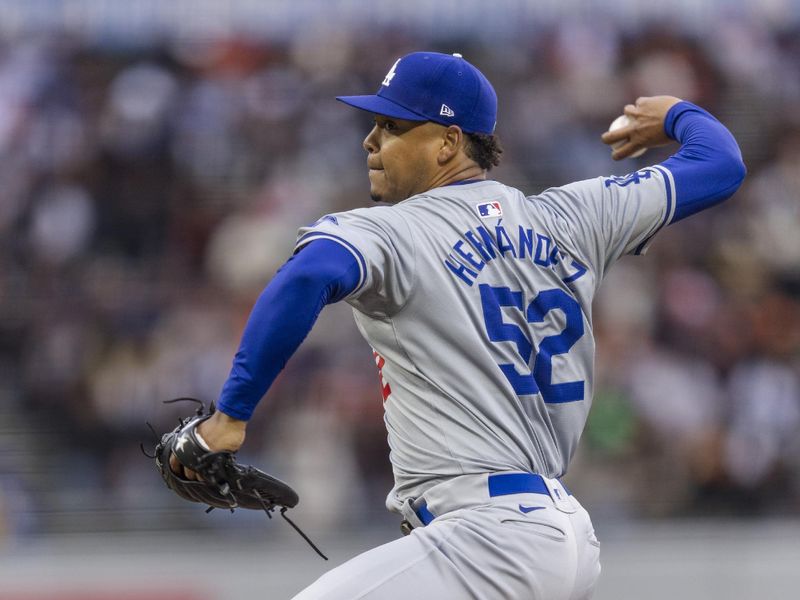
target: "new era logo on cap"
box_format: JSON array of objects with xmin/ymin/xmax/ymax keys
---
[
  {"xmin": 477, "ymin": 201, "xmax": 502, "ymax": 218},
  {"xmin": 336, "ymin": 51, "xmax": 498, "ymax": 135}
]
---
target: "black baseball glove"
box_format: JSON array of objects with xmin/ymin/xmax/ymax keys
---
[{"xmin": 144, "ymin": 398, "xmax": 326, "ymax": 559}]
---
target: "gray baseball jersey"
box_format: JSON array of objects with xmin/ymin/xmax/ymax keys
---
[{"xmin": 295, "ymin": 168, "xmax": 674, "ymax": 514}]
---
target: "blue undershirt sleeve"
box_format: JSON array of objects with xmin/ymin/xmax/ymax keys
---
[
  {"xmin": 661, "ymin": 101, "xmax": 746, "ymax": 222},
  {"xmin": 216, "ymin": 239, "xmax": 361, "ymax": 421}
]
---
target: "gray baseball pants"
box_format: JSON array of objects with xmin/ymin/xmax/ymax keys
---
[{"xmin": 292, "ymin": 472, "xmax": 601, "ymax": 600}]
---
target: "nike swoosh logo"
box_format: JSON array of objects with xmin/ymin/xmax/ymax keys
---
[{"xmin": 518, "ymin": 504, "xmax": 545, "ymax": 514}]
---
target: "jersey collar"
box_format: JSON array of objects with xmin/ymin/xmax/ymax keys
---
[{"xmin": 444, "ymin": 178, "xmax": 493, "ymax": 186}]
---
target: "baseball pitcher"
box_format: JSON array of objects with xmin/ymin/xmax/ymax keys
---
[{"xmin": 167, "ymin": 52, "xmax": 745, "ymax": 599}]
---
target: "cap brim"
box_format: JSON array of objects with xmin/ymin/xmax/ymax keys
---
[{"xmin": 336, "ymin": 94, "xmax": 428, "ymax": 122}]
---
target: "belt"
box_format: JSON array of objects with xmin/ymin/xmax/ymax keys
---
[{"xmin": 401, "ymin": 472, "xmax": 571, "ymax": 534}]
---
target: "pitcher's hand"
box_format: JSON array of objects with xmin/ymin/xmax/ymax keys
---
[
  {"xmin": 602, "ymin": 96, "xmax": 683, "ymax": 160},
  {"xmin": 169, "ymin": 410, "xmax": 247, "ymax": 481}
]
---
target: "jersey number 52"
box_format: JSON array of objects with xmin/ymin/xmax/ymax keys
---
[{"xmin": 479, "ymin": 284, "xmax": 584, "ymax": 404}]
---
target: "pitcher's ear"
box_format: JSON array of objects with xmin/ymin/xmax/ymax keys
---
[{"xmin": 438, "ymin": 125, "xmax": 464, "ymax": 163}]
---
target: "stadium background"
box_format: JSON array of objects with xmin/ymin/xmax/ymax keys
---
[{"xmin": 0, "ymin": 1, "xmax": 799, "ymax": 598}]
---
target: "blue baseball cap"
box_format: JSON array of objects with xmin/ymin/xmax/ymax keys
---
[{"xmin": 337, "ymin": 52, "xmax": 497, "ymax": 135}]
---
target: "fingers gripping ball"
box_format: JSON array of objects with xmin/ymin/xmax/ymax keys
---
[
  {"xmin": 609, "ymin": 114, "xmax": 647, "ymax": 158},
  {"xmin": 144, "ymin": 398, "xmax": 326, "ymax": 559}
]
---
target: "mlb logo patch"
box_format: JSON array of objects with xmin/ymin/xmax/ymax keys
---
[{"xmin": 477, "ymin": 201, "xmax": 502, "ymax": 218}]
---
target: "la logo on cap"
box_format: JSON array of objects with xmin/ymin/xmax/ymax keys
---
[{"xmin": 382, "ymin": 59, "xmax": 400, "ymax": 87}]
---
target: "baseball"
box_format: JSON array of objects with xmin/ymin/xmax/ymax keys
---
[{"xmin": 609, "ymin": 114, "xmax": 647, "ymax": 158}]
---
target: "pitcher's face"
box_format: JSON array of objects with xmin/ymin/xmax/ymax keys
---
[{"xmin": 362, "ymin": 115, "xmax": 446, "ymax": 204}]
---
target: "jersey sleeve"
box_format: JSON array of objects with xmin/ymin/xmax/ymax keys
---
[
  {"xmin": 294, "ymin": 207, "xmax": 416, "ymax": 316},
  {"xmin": 536, "ymin": 166, "xmax": 674, "ymax": 275},
  {"xmin": 535, "ymin": 102, "xmax": 745, "ymax": 278}
]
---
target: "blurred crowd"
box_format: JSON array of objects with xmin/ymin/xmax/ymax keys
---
[{"xmin": 1, "ymin": 16, "xmax": 799, "ymax": 538}]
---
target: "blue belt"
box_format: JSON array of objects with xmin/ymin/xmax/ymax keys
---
[{"xmin": 415, "ymin": 473, "xmax": 570, "ymax": 526}]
